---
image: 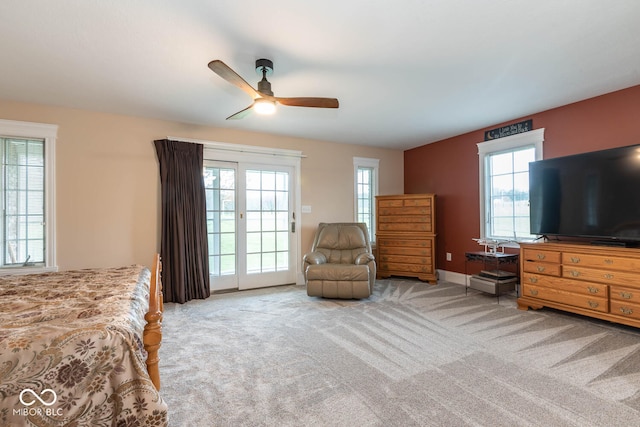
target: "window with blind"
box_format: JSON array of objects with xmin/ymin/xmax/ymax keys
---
[{"xmin": 0, "ymin": 119, "xmax": 57, "ymax": 273}]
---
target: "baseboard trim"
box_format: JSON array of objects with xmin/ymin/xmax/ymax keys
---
[
  {"xmin": 437, "ymin": 269, "xmax": 468, "ymax": 286},
  {"xmin": 296, "ymin": 272, "xmax": 306, "ymax": 286}
]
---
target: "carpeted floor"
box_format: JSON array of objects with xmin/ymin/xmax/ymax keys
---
[{"xmin": 159, "ymin": 279, "xmax": 640, "ymax": 426}]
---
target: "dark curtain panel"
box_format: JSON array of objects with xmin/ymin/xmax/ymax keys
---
[{"xmin": 154, "ymin": 139, "xmax": 210, "ymax": 303}]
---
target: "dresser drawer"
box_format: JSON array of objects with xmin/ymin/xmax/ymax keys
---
[
  {"xmin": 378, "ymin": 199, "xmax": 404, "ymax": 208},
  {"xmin": 378, "ymin": 254, "xmax": 431, "ymax": 265},
  {"xmin": 562, "ymin": 266, "xmax": 638, "ymax": 286},
  {"xmin": 610, "ymin": 286, "xmax": 640, "ymax": 304},
  {"xmin": 379, "ymin": 262, "xmax": 433, "ymax": 274},
  {"xmin": 523, "ymin": 249, "xmax": 561, "ymax": 263},
  {"xmin": 377, "ymin": 197, "xmax": 432, "ymax": 208},
  {"xmin": 610, "ymin": 300, "xmax": 640, "ymax": 320},
  {"xmin": 377, "ymin": 238, "xmax": 432, "ymax": 249},
  {"xmin": 522, "ymin": 273, "xmax": 608, "ymax": 297},
  {"xmin": 378, "ymin": 246, "xmax": 433, "ymax": 257},
  {"xmin": 523, "ymin": 261, "xmax": 562, "ymax": 276},
  {"xmin": 522, "ymin": 284, "xmax": 608, "ymax": 313},
  {"xmin": 378, "ymin": 207, "xmax": 432, "ymax": 217},
  {"xmin": 563, "ymin": 253, "xmax": 640, "ymax": 272},
  {"xmin": 403, "ymin": 197, "xmax": 432, "ymax": 207},
  {"xmin": 378, "ymin": 222, "xmax": 432, "ymax": 232}
]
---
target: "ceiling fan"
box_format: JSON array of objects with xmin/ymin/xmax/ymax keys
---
[{"xmin": 208, "ymin": 58, "xmax": 339, "ymax": 120}]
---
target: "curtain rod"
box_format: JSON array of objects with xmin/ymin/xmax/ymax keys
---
[{"xmin": 166, "ymin": 136, "xmax": 306, "ymax": 158}]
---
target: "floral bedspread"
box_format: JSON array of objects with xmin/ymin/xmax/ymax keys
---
[{"xmin": 0, "ymin": 265, "xmax": 168, "ymax": 426}]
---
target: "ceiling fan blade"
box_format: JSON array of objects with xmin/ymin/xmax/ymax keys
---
[
  {"xmin": 226, "ymin": 103, "xmax": 255, "ymax": 120},
  {"xmin": 275, "ymin": 97, "xmax": 339, "ymax": 108},
  {"xmin": 208, "ymin": 60, "xmax": 261, "ymax": 99}
]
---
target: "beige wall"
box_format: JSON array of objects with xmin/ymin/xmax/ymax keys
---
[{"xmin": 0, "ymin": 100, "xmax": 403, "ymax": 272}]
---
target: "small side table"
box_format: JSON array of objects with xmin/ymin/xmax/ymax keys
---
[{"xmin": 464, "ymin": 251, "xmax": 520, "ymax": 302}]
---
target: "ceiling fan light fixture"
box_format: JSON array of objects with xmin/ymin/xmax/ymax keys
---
[
  {"xmin": 208, "ymin": 59, "xmax": 339, "ymax": 120},
  {"xmin": 253, "ymin": 98, "xmax": 276, "ymax": 115}
]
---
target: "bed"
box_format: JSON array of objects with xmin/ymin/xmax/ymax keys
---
[{"xmin": 0, "ymin": 255, "xmax": 167, "ymax": 426}]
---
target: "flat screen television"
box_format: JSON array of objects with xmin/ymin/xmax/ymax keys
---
[{"xmin": 529, "ymin": 143, "xmax": 640, "ymax": 245}]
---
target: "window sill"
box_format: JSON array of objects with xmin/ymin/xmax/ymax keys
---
[
  {"xmin": 0, "ymin": 265, "xmax": 59, "ymax": 276},
  {"xmin": 500, "ymin": 241, "xmax": 522, "ymax": 249},
  {"xmin": 481, "ymin": 239, "xmax": 538, "ymax": 250}
]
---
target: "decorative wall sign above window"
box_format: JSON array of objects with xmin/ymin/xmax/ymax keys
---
[{"xmin": 484, "ymin": 119, "xmax": 533, "ymax": 141}]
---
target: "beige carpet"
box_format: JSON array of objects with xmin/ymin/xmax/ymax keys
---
[{"xmin": 159, "ymin": 279, "xmax": 640, "ymax": 426}]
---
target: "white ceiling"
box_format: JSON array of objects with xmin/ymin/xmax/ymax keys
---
[{"xmin": 1, "ymin": 1, "xmax": 639, "ymax": 150}]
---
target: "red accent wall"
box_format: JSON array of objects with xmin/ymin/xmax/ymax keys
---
[{"xmin": 404, "ymin": 84, "xmax": 640, "ymax": 274}]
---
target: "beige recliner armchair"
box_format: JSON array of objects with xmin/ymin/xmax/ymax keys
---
[{"xmin": 303, "ymin": 222, "xmax": 376, "ymax": 299}]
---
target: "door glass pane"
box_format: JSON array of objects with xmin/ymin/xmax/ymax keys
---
[
  {"xmin": 247, "ymin": 232, "xmax": 261, "ymax": 253},
  {"xmin": 245, "ymin": 169, "xmax": 290, "ymax": 274},
  {"xmin": 246, "ymin": 253, "xmax": 261, "ymax": 274},
  {"xmin": 204, "ymin": 166, "xmax": 236, "ymax": 277},
  {"xmin": 276, "ymin": 231, "xmax": 289, "ymax": 251},
  {"xmin": 246, "ymin": 212, "xmax": 261, "ymax": 232},
  {"xmin": 276, "ymin": 212, "xmax": 288, "ymax": 231},
  {"xmin": 246, "ymin": 190, "xmax": 261, "ymax": 210}
]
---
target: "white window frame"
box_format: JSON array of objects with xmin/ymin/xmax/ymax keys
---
[
  {"xmin": 0, "ymin": 119, "xmax": 57, "ymax": 275},
  {"xmin": 353, "ymin": 157, "xmax": 379, "ymax": 242},
  {"xmin": 477, "ymin": 128, "xmax": 544, "ymax": 246}
]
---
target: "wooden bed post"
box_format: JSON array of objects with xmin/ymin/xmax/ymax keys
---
[{"xmin": 144, "ymin": 253, "xmax": 163, "ymax": 390}]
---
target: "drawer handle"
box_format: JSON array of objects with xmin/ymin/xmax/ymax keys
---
[
  {"xmin": 536, "ymin": 266, "xmax": 546, "ymax": 272},
  {"xmin": 605, "ymin": 259, "xmax": 613, "ymax": 264},
  {"xmin": 588, "ymin": 300, "xmax": 599, "ymax": 308},
  {"xmin": 587, "ymin": 286, "xmax": 599, "ymax": 294},
  {"xmin": 528, "ymin": 277, "xmax": 538, "ymax": 284},
  {"xmin": 530, "ymin": 289, "xmax": 539, "ymax": 296},
  {"xmin": 620, "ymin": 307, "xmax": 634, "ymax": 315},
  {"xmin": 620, "ymin": 291, "xmax": 633, "ymax": 299},
  {"xmin": 537, "ymin": 254, "xmax": 546, "ymax": 260},
  {"xmin": 569, "ymin": 270, "xmax": 580, "ymax": 277},
  {"xmin": 603, "ymin": 273, "xmax": 614, "ymax": 280},
  {"xmin": 570, "ymin": 257, "xmax": 580, "ymax": 263}
]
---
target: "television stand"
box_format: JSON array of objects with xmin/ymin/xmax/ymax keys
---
[{"xmin": 518, "ymin": 241, "xmax": 640, "ymax": 329}]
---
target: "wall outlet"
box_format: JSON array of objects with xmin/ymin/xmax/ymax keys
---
[{"xmin": 446, "ymin": 252, "xmax": 452, "ymax": 261}]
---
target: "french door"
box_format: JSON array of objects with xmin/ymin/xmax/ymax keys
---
[{"xmin": 205, "ymin": 160, "xmax": 297, "ymax": 291}]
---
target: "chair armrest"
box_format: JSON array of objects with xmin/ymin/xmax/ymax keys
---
[
  {"xmin": 303, "ymin": 251, "xmax": 327, "ymax": 265},
  {"xmin": 354, "ymin": 253, "xmax": 375, "ymax": 265}
]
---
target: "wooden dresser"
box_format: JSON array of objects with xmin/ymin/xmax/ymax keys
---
[
  {"xmin": 519, "ymin": 241, "xmax": 640, "ymax": 328},
  {"xmin": 376, "ymin": 194, "xmax": 437, "ymax": 283}
]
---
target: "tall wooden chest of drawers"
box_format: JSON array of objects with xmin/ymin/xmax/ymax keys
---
[
  {"xmin": 376, "ymin": 194, "xmax": 437, "ymax": 283},
  {"xmin": 519, "ymin": 241, "xmax": 640, "ymax": 328}
]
